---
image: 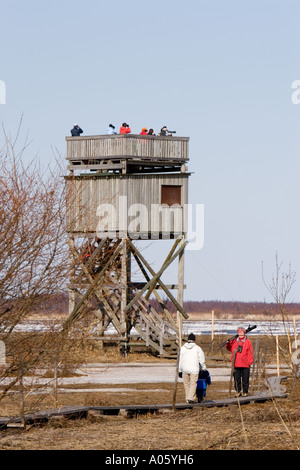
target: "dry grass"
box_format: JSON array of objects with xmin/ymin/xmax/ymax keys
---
[
  {"xmin": 0, "ymin": 375, "xmax": 299, "ymax": 450},
  {"xmin": 0, "ymin": 336, "xmax": 299, "ymax": 450},
  {"xmin": 0, "ymin": 393, "xmax": 299, "ymax": 450}
]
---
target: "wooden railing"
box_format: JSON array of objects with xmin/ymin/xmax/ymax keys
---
[{"xmin": 66, "ymin": 134, "xmax": 189, "ymax": 161}]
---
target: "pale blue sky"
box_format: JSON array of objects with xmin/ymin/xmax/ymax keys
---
[{"xmin": 1, "ymin": 0, "xmax": 300, "ymax": 302}]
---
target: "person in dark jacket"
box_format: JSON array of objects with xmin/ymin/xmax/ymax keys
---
[
  {"xmin": 71, "ymin": 124, "xmax": 83, "ymax": 136},
  {"xmin": 226, "ymin": 327, "xmax": 254, "ymax": 397},
  {"xmin": 160, "ymin": 126, "xmax": 176, "ymax": 136}
]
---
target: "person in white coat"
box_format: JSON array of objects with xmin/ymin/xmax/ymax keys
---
[
  {"xmin": 179, "ymin": 333, "xmax": 206, "ymax": 404},
  {"xmin": 106, "ymin": 124, "xmax": 117, "ymax": 135}
]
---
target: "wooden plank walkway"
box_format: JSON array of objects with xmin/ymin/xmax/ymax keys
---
[{"xmin": 0, "ymin": 378, "xmax": 288, "ymax": 429}]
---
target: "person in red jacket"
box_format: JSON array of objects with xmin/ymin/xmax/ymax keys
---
[
  {"xmin": 226, "ymin": 327, "xmax": 254, "ymax": 397},
  {"xmin": 119, "ymin": 123, "xmax": 131, "ymax": 134}
]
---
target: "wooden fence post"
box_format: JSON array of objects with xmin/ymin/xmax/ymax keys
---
[
  {"xmin": 18, "ymin": 361, "xmax": 25, "ymax": 428},
  {"xmin": 276, "ymin": 335, "xmax": 280, "ymax": 376},
  {"xmin": 251, "ymin": 338, "xmax": 260, "ymax": 395}
]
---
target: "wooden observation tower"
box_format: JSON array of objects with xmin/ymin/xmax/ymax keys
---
[{"xmin": 64, "ymin": 133, "xmax": 190, "ymax": 356}]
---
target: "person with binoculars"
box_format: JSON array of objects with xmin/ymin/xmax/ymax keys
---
[{"xmin": 119, "ymin": 123, "xmax": 131, "ymax": 134}]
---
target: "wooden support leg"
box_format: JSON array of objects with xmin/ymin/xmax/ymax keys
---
[
  {"xmin": 120, "ymin": 239, "xmax": 131, "ymax": 354},
  {"xmin": 177, "ymin": 237, "xmax": 185, "ymax": 347}
]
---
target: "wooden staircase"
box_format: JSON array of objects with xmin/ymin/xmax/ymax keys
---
[
  {"xmin": 93, "ymin": 286, "xmax": 180, "ymax": 357},
  {"xmin": 129, "ymin": 295, "xmax": 179, "ymax": 357}
]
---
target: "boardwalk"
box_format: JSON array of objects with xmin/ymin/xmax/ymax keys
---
[{"xmin": 0, "ymin": 376, "xmax": 288, "ymax": 429}]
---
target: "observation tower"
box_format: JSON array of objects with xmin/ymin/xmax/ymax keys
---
[{"xmin": 64, "ymin": 132, "xmax": 191, "ymax": 356}]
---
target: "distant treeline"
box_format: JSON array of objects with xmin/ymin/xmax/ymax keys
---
[
  {"xmin": 182, "ymin": 300, "xmax": 300, "ymax": 316},
  {"xmin": 33, "ymin": 293, "xmax": 300, "ymax": 317},
  {"xmin": 149, "ymin": 299, "xmax": 300, "ymax": 316}
]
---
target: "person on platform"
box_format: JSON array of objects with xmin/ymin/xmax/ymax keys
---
[
  {"xmin": 160, "ymin": 126, "xmax": 176, "ymax": 136},
  {"xmin": 226, "ymin": 327, "xmax": 254, "ymax": 397},
  {"xmin": 178, "ymin": 333, "xmax": 206, "ymax": 404},
  {"xmin": 119, "ymin": 123, "xmax": 131, "ymax": 134},
  {"xmin": 71, "ymin": 124, "xmax": 83, "ymax": 136},
  {"xmin": 140, "ymin": 127, "xmax": 148, "ymax": 135},
  {"xmin": 106, "ymin": 124, "xmax": 117, "ymax": 135},
  {"xmin": 147, "ymin": 128, "xmax": 156, "ymax": 135}
]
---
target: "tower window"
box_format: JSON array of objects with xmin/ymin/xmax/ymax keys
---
[{"xmin": 161, "ymin": 185, "xmax": 182, "ymax": 206}]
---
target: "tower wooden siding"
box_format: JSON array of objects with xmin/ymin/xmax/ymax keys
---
[{"xmin": 66, "ymin": 173, "xmax": 189, "ymax": 238}]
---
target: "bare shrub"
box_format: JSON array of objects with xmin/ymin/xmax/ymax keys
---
[{"xmin": 0, "ymin": 128, "xmax": 68, "ymax": 418}]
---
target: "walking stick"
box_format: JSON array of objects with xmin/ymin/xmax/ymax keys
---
[
  {"xmin": 229, "ymin": 349, "xmax": 237, "ymax": 398},
  {"xmin": 172, "ymin": 348, "xmax": 180, "ymax": 411}
]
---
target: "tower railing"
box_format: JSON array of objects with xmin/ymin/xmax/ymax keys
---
[{"xmin": 66, "ymin": 134, "xmax": 189, "ymax": 162}]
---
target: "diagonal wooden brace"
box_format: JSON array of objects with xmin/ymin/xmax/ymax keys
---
[
  {"xmin": 131, "ymin": 250, "xmax": 177, "ymax": 328},
  {"xmin": 67, "ymin": 238, "xmax": 126, "ymax": 334},
  {"xmin": 64, "ymin": 241, "xmax": 122, "ymax": 328},
  {"xmin": 125, "ymin": 238, "xmax": 188, "ymax": 317}
]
